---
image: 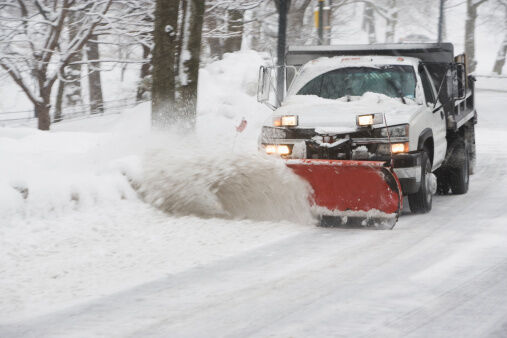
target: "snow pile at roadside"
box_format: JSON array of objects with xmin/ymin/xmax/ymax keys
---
[
  {"xmin": 475, "ymin": 76, "xmax": 507, "ymax": 92},
  {"xmin": 0, "ymin": 125, "xmax": 143, "ymax": 222},
  {"xmin": 0, "ymin": 51, "xmax": 307, "ymax": 224}
]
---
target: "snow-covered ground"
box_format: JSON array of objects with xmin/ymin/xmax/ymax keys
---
[{"xmin": 1, "ymin": 53, "xmax": 507, "ymax": 337}]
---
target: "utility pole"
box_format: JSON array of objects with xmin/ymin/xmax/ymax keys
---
[
  {"xmin": 438, "ymin": 0, "xmax": 445, "ymax": 43},
  {"xmin": 277, "ymin": 0, "xmax": 288, "ymax": 102}
]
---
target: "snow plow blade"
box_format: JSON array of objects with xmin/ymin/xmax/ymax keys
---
[{"xmin": 286, "ymin": 159, "xmax": 402, "ymax": 229}]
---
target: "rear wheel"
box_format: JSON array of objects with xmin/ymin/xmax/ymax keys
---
[
  {"xmin": 449, "ymin": 141, "xmax": 469, "ymax": 194},
  {"xmin": 408, "ymin": 151, "xmax": 433, "ymax": 214},
  {"xmin": 436, "ymin": 168, "xmax": 451, "ymax": 195},
  {"xmin": 466, "ymin": 124, "xmax": 476, "ymax": 175}
]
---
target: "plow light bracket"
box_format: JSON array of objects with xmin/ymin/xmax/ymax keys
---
[
  {"xmin": 274, "ymin": 115, "xmax": 299, "ymax": 127},
  {"xmin": 281, "ymin": 115, "xmax": 298, "ymax": 127}
]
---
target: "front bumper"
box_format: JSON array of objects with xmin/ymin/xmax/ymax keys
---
[{"xmin": 260, "ymin": 127, "xmax": 422, "ymax": 195}]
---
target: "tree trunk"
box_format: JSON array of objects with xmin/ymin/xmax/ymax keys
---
[
  {"xmin": 250, "ymin": 16, "xmax": 263, "ymax": 51},
  {"xmin": 363, "ymin": 3, "xmax": 376, "ymax": 44},
  {"xmin": 205, "ymin": 5, "xmax": 223, "ymax": 59},
  {"xmin": 177, "ymin": 0, "xmax": 205, "ymax": 127},
  {"xmin": 175, "ymin": 0, "xmax": 188, "ymax": 76},
  {"xmin": 54, "ymin": 80, "xmax": 64, "ymax": 122},
  {"xmin": 136, "ymin": 43, "xmax": 152, "ymax": 101},
  {"xmin": 36, "ymin": 89, "xmax": 51, "ymax": 130},
  {"xmin": 36, "ymin": 104, "xmax": 51, "ymax": 130},
  {"xmin": 385, "ymin": 0, "xmax": 397, "ymax": 43},
  {"xmin": 223, "ymin": 9, "xmax": 244, "ymax": 54},
  {"xmin": 287, "ymin": 6, "xmax": 307, "ymax": 45},
  {"xmin": 65, "ymin": 10, "xmax": 83, "ymax": 107},
  {"xmin": 465, "ymin": 0, "xmax": 478, "ymax": 73},
  {"xmin": 86, "ymin": 35, "xmax": 104, "ymax": 114},
  {"xmin": 152, "ymin": 0, "xmax": 180, "ymax": 127},
  {"xmin": 492, "ymin": 35, "xmax": 507, "ymax": 75},
  {"xmin": 493, "ymin": 5, "xmax": 507, "ymax": 74}
]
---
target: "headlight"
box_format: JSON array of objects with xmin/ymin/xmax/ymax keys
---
[
  {"xmin": 379, "ymin": 124, "xmax": 409, "ymax": 137},
  {"xmin": 265, "ymin": 145, "xmax": 277, "ymax": 154},
  {"xmin": 377, "ymin": 142, "xmax": 409, "ymax": 155},
  {"xmin": 390, "ymin": 142, "xmax": 409, "ymax": 154},
  {"xmin": 264, "ymin": 144, "xmax": 292, "ymax": 156},
  {"xmin": 277, "ymin": 144, "xmax": 291, "ymax": 155}
]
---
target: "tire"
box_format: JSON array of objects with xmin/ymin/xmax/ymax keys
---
[
  {"xmin": 467, "ymin": 125, "xmax": 476, "ymax": 175},
  {"xmin": 408, "ymin": 151, "xmax": 433, "ymax": 214},
  {"xmin": 436, "ymin": 168, "xmax": 451, "ymax": 195},
  {"xmin": 449, "ymin": 141, "xmax": 469, "ymax": 194}
]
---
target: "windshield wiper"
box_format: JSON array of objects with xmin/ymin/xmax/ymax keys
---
[{"xmin": 386, "ymin": 78, "xmax": 407, "ymax": 104}]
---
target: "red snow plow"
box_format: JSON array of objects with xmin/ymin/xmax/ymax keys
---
[{"xmin": 286, "ymin": 159, "xmax": 403, "ymax": 228}]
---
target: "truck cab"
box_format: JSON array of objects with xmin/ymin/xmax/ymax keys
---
[{"xmin": 258, "ymin": 44, "xmax": 476, "ymax": 214}]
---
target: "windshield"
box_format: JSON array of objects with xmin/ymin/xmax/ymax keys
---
[{"xmin": 296, "ymin": 65, "xmax": 416, "ymax": 100}]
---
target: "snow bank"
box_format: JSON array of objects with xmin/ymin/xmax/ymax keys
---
[
  {"xmin": 475, "ymin": 76, "xmax": 507, "ymax": 92},
  {"xmin": 0, "ymin": 51, "xmax": 310, "ymax": 225},
  {"xmin": 0, "ymin": 125, "xmax": 142, "ymax": 222}
]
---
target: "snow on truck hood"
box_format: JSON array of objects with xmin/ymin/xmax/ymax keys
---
[{"xmin": 270, "ymin": 92, "xmax": 420, "ymax": 132}]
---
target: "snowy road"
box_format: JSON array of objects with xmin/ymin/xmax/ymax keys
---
[{"xmin": 2, "ymin": 91, "xmax": 507, "ymax": 337}]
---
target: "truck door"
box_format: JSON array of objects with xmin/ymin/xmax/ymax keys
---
[{"xmin": 419, "ymin": 64, "xmax": 447, "ymax": 169}]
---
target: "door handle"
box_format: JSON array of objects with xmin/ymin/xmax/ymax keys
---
[{"xmin": 440, "ymin": 111, "xmax": 444, "ymax": 119}]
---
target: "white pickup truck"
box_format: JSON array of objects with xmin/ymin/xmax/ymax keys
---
[{"xmin": 258, "ymin": 44, "xmax": 477, "ymax": 215}]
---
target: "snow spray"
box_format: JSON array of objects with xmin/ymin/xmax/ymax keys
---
[{"xmin": 135, "ymin": 134, "xmax": 315, "ymax": 225}]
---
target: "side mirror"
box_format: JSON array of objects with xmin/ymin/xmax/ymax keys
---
[
  {"xmin": 452, "ymin": 63, "xmax": 467, "ymax": 101},
  {"xmin": 257, "ymin": 66, "xmax": 271, "ymax": 103}
]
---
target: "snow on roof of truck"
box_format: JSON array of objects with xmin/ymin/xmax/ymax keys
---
[{"xmin": 286, "ymin": 43, "xmax": 455, "ymax": 66}]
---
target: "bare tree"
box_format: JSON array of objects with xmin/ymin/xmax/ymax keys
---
[
  {"xmin": 278, "ymin": 0, "xmax": 313, "ymax": 45},
  {"xmin": 177, "ymin": 0, "xmax": 205, "ymax": 126},
  {"xmin": 65, "ymin": 9, "xmax": 84, "ymax": 108},
  {"xmin": 465, "ymin": 0, "xmax": 490, "ymax": 73},
  {"xmin": 204, "ymin": 1, "xmax": 263, "ymax": 58},
  {"xmin": 151, "ymin": 0, "xmax": 180, "ymax": 127},
  {"xmin": 0, "ymin": 0, "xmax": 113, "ymax": 130},
  {"xmin": 384, "ymin": 0, "xmax": 398, "ymax": 42},
  {"xmin": 222, "ymin": 7, "xmax": 244, "ymax": 53},
  {"xmin": 362, "ymin": 2, "xmax": 377, "ymax": 43},
  {"xmin": 493, "ymin": 0, "xmax": 507, "ymax": 74},
  {"xmin": 86, "ymin": 35, "xmax": 104, "ymax": 114},
  {"xmin": 205, "ymin": 4, "xmax": 224, "ymax": 59}
]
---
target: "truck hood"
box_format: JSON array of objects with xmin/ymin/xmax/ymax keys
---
[{"xmin": 270, "ymin": 93, "xmax": 421, "ymax": 133}]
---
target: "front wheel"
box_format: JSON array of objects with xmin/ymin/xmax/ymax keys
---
[{"xmin": 408, "ymin": 151, "xmax": 433, "ymax": 214}]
